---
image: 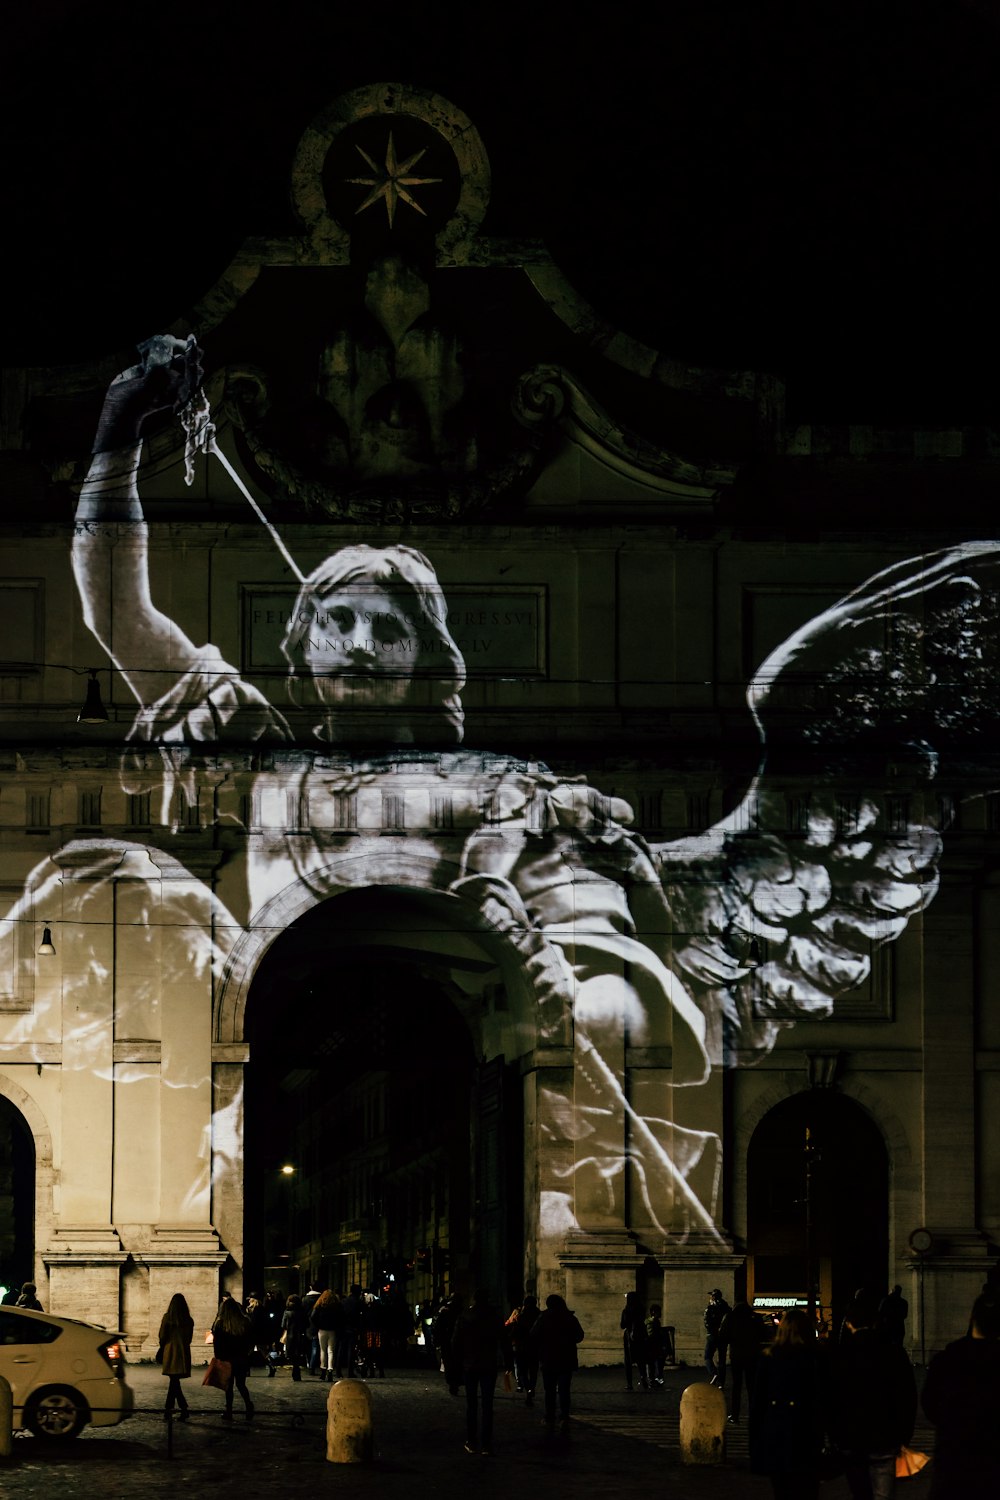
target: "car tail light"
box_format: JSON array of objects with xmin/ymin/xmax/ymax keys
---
[{"xmin": 100, "ymin": 1337, "xmax": 125, "ymax": 1374}]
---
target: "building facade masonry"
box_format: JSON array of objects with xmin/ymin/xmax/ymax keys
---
[{"xmin": 1, "ymin": 77, "xmax": 998, "ymax": 1365}]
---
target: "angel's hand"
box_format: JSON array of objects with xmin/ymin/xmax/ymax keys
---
[{"xmin": 92, "ymin": 334, "xmax": 204, "ymax": 453}]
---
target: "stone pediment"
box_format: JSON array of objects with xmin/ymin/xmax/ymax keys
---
[
  {"xmin": 8, "ymin": 83, "xmax": 743, "ymax": 521},
  {"xmin": 195, "ymin": 83, "xmax": 742, "ymax": 521}
]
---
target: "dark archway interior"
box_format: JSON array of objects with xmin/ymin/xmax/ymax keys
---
[
  {"xmin": 0, "ymin": 1096, "xmax": 34, "ymax": 1296},
  {"xmin": 243, "ymin": 889, "xmax": 493, "ymax": 1311},
  {"xmin": 747, "ymin": 1091, "xmax": 889, "ymax": 1329}
]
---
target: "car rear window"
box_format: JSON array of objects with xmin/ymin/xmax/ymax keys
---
[{"xmin": 0, "ymin": 1313, "xmax": 62, "ymax": 1345}]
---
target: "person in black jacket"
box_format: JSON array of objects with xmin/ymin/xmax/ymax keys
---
[
  {"xmin": 620, "ymin": 1290, "xmax": 650, "ymax": 1391},
  {"xmin": 505, "ymin": 1293, "xmax": 540, "ymax": 1404},
  {"xmin": 531, "ymin": 1293, "xmax": 585, "ymax": 1430},
  {"xmin": 432, "ymin": 1293, "xmax": 463, "ymax": 1395},
  {"xmin": 704, "ymin": 1287, "xmax": 731, "ymax": 1387},
  {"xmin": 921, "ymin": 1292, "xmax": 1000, "ymax": 1498},
  {"xmin": 452, "ymin": 1288, "xmax": 506, "ymax": 1456},
  {"xmin": 211, "ymin": 1296, "xmax": 255, "ymax": 1422},
  {"xmin": 750, "ymin": 1309, "xmax": 827, "ymax": 1500},
  {"xmin": 828, "ymin": 1299, "xmax": 917, "ymax": 1499},
  {"xmin": 721, "ymin": 1300, "xmax": 765, "ymax": 1424}
]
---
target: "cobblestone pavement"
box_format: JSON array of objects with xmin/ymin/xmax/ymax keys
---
[{"xmin": 0, "ymin": 1359, "xmax": 938, "ymax": 1500}]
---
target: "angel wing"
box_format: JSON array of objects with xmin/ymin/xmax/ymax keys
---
[{"xmin": 652, "ymin": 540, "xmax": 1000, "ymax": 1066}]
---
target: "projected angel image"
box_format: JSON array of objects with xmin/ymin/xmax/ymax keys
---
[{"xmin": 62, "ymin": 334, "xmax": 1000, "ymax": 1246}]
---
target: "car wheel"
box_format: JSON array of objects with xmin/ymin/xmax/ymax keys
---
[{"xmin": 24, "ymin": 1386, "xmax": 88, "ymax": 1439}]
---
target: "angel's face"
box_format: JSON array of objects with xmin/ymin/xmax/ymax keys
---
[{"xmin": 302, "ymin": 584, "xmax": 419, "ymax": 708}]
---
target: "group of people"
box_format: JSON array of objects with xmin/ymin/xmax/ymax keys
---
[
  {"xmin": 246, "ymin": 1282, "xmax": 411, "ymax": 1381},
  {"xmin": 429, "ymin": 1288, "xmax": 585, "ymax": 1454},
  {"xmin": 1, "ymin": 1280, "xmax": 43, "ymax": 1309},
  {"xmin": 620, "ymin": 1290, "xmax": 675, "ymax": 1391},
  {"xmin": 157, "ymin": 1280, "xmax": 424, "ymax": 1420},
  {"xmin": 157, "ymin": 1292, "xmax": 256, "ymax": 1423},
  {"xmin": 694, "ymin": 1282, "xmax": 1000, "ymax": 1500}
]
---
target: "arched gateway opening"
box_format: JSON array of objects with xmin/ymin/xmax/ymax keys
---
[
  {"xmin": 746, "ymin": 1091, "xmax": 889, "ymax": 1332},
  {"xmin": 243, "ymin": 886, "xmax": 526, "ymax": 1322},
  {"xmin": 0, "ymin": 1095, "xmax": 34, "ymax": 1297}
]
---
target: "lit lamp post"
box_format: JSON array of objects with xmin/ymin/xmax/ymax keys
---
[
  {"xmin": 281, "ymin": 1164, "xmax": 296, "ymax": 1295},
  {"xmin": 804, "ymin": 1125, "xmax": 818, "ymax": 1323}
]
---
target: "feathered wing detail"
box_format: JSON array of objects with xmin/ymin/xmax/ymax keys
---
[{"xmin": 652, "ymin": 540, "xmax": 1000, "ymax": 1065}]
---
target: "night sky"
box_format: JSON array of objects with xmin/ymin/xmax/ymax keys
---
[{"xmin": 5, "ymin": 0, "xmax": 1000, "ymax": 426}]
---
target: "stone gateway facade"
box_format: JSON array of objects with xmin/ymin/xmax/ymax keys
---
[{"xmin": 1, "ymin": 79, "xmax": 999, "ymax": 1365}]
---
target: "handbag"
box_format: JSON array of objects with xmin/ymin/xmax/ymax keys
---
[
  {"xmin": 896, "ymin": 1445, "xmax": 931, "ymax": 1480},
  {"xmin": 154, "ymin": 1345, "xmax": 164, "ymax": 1365},
  {"xmin": 202, "ymin": 1356, "xmax": 233, "ymax": 1390}
]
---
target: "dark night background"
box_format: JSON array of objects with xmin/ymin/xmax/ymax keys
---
[{"xmin": 4, "ymin": 0, "xmax": 1000, "ymax": 426}]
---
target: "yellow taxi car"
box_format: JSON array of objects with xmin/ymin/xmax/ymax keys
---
[{"xmin": 0, "ymin": 1305, "xmax": 134, "ymax": 1438}]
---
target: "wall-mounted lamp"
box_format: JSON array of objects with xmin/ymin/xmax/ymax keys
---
[
  {"xmin": 37, "ymin": 926, "xmax": 56, "ymax": 956},
  {"xmin": 78, "ymin": 669, "xmax": 109, "ymax": 724}
]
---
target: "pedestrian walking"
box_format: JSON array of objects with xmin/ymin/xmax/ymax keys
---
[
  {"xmin": 921, "ymin": 1291, "xmax": 1000, "ymax": 1497},
  {"xmin": 339, "ymin": 1283, "xmax": 363, "ymax": 1377},
  {"xmin": 532, "ymin": 1293, "xmax": 585, "ymax": 1431},
  {"xmin": 358, "ymin": 1292, "xmax": 386, "ymax": 1377},
  {"xmin": 877, "ymin": 1285, "xmax": 908, "ymax": 1347},
  {"xmin": 281, "ymin": 1292, "xmax": 307, "ymax": 1381},
  {"xmin": 452, "ymin": 1287, "xmax": 505, "ymax": 1456},
  {"xmin": 645, "ymin": 1302, "xmax": 667, "ymax": 1386},
  {"xmin": 211, "ymin": 1296, "xmax": 255, "ymax": 1422},
  {"xmin": 15, "ymin": 1281, "xmax": 42, "ymax": 1310},
  {"xmin": 310, "ymin": 1289, "xmax": 342, "ymax": 1380},
  {"xmin": 721, "ymin": 1300, "xmax": 765, "ymax": 1424},
  {"xmin": 433, "ymin": 1292, "xmax": 463, "ymax": 1394},
  {"xmin": 749, "ymin": 1308, "xmax": 827, "ymax": 1500},
  {"xmin": 621, "ymin": 1290, "xmax": 651, "ymax": 1391},
  {"xmin": 157, "ymin": 1292, "xmax": 195, "ymax": 1422},
  {"xmin": 506, "ymin": 1293, "xmax": 541, "ymax": 1404},
  {"xmin": 828, "ymin": 1295, "xmax": 916, "ymax": 1499},
  {"xmin": 301, "ymin": 1279, "xmax": 324, "ymax": 1375},
  {"xmin": 704, "ymin": 1287, "xmax": 731, "ymax": 1387}
]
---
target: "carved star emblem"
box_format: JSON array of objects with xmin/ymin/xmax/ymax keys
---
[{"xmin": 346, "ymin": 132, "xmax": 442, "ymax": 227}]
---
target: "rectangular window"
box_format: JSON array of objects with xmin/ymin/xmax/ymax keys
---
[
  {"xmin": 886, "ymin": 795, "xmax": 910, "ymax": 835},
  {"xmin": 239, "ymin": 792, "xmax": 255, "ymax": 829},
  {"xmin": 431, "ymin": 794, "xmax": 454, "ymax": 830},
  {"xmin": 78, "ymin": 788, "xmax": 102, "ymax": 827},
  {"xmin": 127, "ymin": 792, "xmax": 151, "ymax": 826},
  {"xmin": 638, "ymin": 791, "xmax": 662, "ymax": 830},
  {"xmin": 481, "ymin": 792, "xmax": 500, "ymax": 826},
  {"xmin": 786, "ymin": 795, "xmax": 811, "ymax": 835},
  {"xmin": 686, "ymin": 793, "xmax": 710, "ymax": 832},
  {"xmin": 382, "ymin": 792, "xmax": 405, "ymax": 831},
  {"xmin": 26, "ymin": 791, "xmax": 50, "ymax": 831},
  {"xmin": 333, "ymin": 791, "xmax": 358, "ymax": 829},
  {"xmin": 836, "ymin": 797, "xmax": 861, "ymax": 836},
  {"xmin": 987, "ymin": 793, "xmax": 1000, "ymax": 834},
  {"xmin": 286, "ymin": 788, "xmax": 310, "ymax": 830}
]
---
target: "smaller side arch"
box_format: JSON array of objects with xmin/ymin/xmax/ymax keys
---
[
  {"xmin": 732, "ymin": 1069, "xmax": 914, "ymax": 1246},
  {"xmin": 0, "ymin": 1073, "xmax": 56, "ymax": 1295}
]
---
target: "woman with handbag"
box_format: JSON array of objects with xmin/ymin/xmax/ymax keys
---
[
  {"xmin": 157, "ymin": 1292, "xmax": 195, "ymax": 1422},
  {"xmin": 750, "ymin": 1308, "xmax": 828, "ymax": 1500},
  {"xmin": 210, "ymin": 1295, "xmax": 255, "ymax": 1421}
]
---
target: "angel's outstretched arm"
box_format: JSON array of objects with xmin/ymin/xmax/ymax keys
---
[{"xmin": 73, "ymin": 335, "xmax": 205, "ymax": 709}]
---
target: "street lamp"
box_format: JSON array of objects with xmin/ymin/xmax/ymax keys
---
[{"xmin": 280, "ymin": 1165, "xmax": 297, "ymax": 1294}]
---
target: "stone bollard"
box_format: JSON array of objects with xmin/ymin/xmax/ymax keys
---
[
  {"xmin": 679, "ymin": 1380, "xmax": 726, "ymax": 1465},
  {"xmin": 0, "ymin": 1373, "xmax": 12, "ymax": 1459},
  {"xmin": 326, "ymin": 1378, "xmax": 375, "ymax": 1464}
]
